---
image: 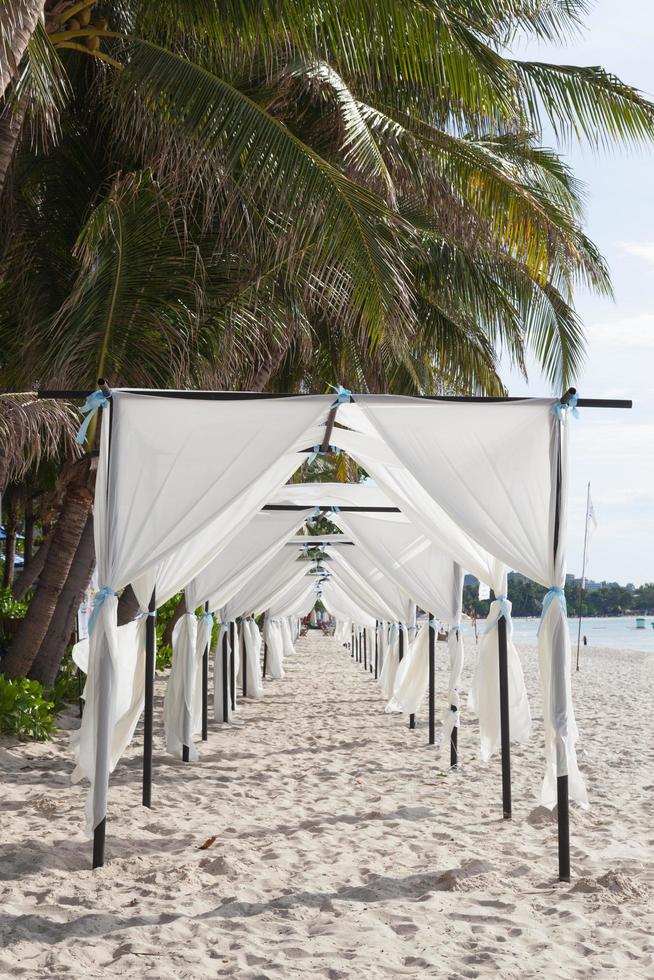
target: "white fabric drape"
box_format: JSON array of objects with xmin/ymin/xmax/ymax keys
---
[
  {"xmin": 193, "ymin": 509, "xmax": 315, "ymax": 613},
  {"xmin": 468, "ymin": 600, "xmax": 531, "ymax": 761},
  {"xmin": 320, "ymin": 578, "xmax": 376, "ymax": 630},
  {"xmin": 379, "ymin": 625, "xmax": 402, "ymax": 700},
  {"xmin": 330, "ymin": 511, "xmax": 464, "ymax": 624},
  {"xmin": 350, "ymin": 395, "xmax": 585, "ymax": 807},
  {"xmin": 71, "ymin": 617, "xmax": 147, "ymax": 779},
  {"xmin": 387, "ymin": 624, "xmax": 429, "ymax": 714},
  {"xmin": 221, "ymin": 553, "xmax": 309, "ymax": 621},
  {"xmin": 242, "ymin": 619, "xmax": 264, "ymax": 698},
  {"xmin": 213, "ymin": 623, "xmax": 234, "ymax": 722},
  {"xmin": 164, "ymin": 613, "xmax": 199, "ymax": 759},
  {"xmin": 78, "ymin": 390, "xmax": 331, "ymax": 835},
  {"xmin": 263, "ymin": 618, "xmax": 285, "ymax": 679},
  {"xmin": 327, "ymin": 547, "xmax": 413, "ymax": 623}
]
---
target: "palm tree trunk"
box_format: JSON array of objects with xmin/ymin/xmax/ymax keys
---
[
  {"xmin": 1, "ymin": 490, "xmax": 19, "ymax": 589},
  {"xmin": 2, "ymin": 458, "xmax": 93, "ymax": 678},
  {"xmin": 117, "ymin": 585, "xmax": 141, "ymax": 626},
  {"xmin": 2, "ymin": 527, "xmax": 17, "ymax": 588},
  {"xmin": 11, "ymin": 526, "xmax": 52, "ymax": 600},
  {"xmin": 0, "ymin": 96, "xmax": 26, "ymax": 198},
  {"xmin": 250, "ymin": 344, "xmax": 288, "ymax": 392},
  {"xmin": 0, "ymin": 1, "xmax": 45, "ymax": 100},
  {"xmin": 162, "ymin": 595, "xmax": 185, "ymax": 646},
  {"xmin": 29, "ymin": 514, "xmax": 94, "ymax": 689},
  {"xmin": 23, "ymin": 495, "xmax": 34, "ymax": 565}
]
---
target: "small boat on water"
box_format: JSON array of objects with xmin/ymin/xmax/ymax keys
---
[{"xmin": 636, "ymin": 616, "xmax": 646, "ymax": 629}]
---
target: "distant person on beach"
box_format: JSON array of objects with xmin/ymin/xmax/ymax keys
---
[{"xmin": 583, "ymin": 635, "xmax": 587, "ymax": 646}]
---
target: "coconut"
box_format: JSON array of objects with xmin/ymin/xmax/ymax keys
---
[
  {"xmin": 93, "ymin": 17, "xmax": 109, "ymax": 31},
  {"xmin": 67, "ymin": 17, "xmax": 81, "ymax": 31},
  {"xmin": 85, "ymin": 34, "xmax": 100, "ymax": 51},
  {"xmin": 79, "ymin": 9, "xmax": 92, "ymax": 27}
]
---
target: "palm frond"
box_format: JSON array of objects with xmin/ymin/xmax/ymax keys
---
[{"xmin": 0, "ymin": 393, "xmax": 82, "ymax": 488}]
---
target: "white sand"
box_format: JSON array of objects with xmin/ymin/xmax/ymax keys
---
[{"xmin": 1, "ymin": 632, "xmax": 653, "ymax": 978}]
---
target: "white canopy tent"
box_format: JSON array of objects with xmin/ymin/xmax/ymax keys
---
[{"xmin": 60, "ymin": 382, "xmax": 628, "ymax": 883}]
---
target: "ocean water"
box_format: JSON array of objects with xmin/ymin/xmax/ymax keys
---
[{"xmin": 461, "ymin": 616, "xmax": 654, "ymax": 653}]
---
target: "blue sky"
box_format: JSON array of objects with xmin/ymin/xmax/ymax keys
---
[{"xmin": 503, "ymin": 1, "xmax": 654, "ymax": 586}]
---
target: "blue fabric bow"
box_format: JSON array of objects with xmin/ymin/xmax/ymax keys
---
[
  {"xmin": 88, "ymin": 587, "xmax": 116, "ymax": 635},
  {"xmin": 553, "ymin": 392, "xmax": 579, "ymax": 421},
  {"xmin": 202, "ymin": 611, "xmax": 214, "ymax": 629},
  {"xmin": 483, "ymin": 594, "xmax": 513, "ymax": 636},
  {"xmin": 76, "ymin": 388, "xmax": 110, "ymax": 445},
  {"xmin": 328, "ymin": 384, "xmax": 353, "ymax": 404},
  {"xmin": 537, "ymin": 586, "xmax": 567, "ymax": 637}
]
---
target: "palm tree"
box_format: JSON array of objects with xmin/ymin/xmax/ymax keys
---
[{"xmin": 1, "ymin": 0, "xmax": 654, "ymax": 680}]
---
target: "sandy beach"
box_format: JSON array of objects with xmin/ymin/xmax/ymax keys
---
[{"xmin": 1, "ymin": 631, "xmax": 652, "ymax": 979}]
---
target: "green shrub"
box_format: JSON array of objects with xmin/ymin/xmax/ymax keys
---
[
  {"xmin": 156, "ymin": 642, "xmax": 173, "ymax": 672},
  {"xmin": 52, "ymin": 652, "xmax": 82, "ymax": 713},
  {"xmin": 0, "ymin": 674, "xmax": 56, "ymax": 741},
  {"xmin": 0, "ymin": 588, "xmax": 28, "ymax": 618}
]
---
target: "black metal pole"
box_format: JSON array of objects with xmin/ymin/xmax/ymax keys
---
[
  {"xmin": 77, "ymin": 667, "xmax": 84, "ymax": 717},
  {"xmin": 399, "ymin": 625, "xmax": 404, "ymax": 661},
  {"xmin": 450, "ymin": 720, "xmax": 458, "ymax": 768},
  {"xmin": 351, "ymin": 624, "xmax": 354, "ymax": 657},
  {"xmin": 557, "ymin": 774, "xmax": 571, "ymax": 882},
  {"xmin": 229, "ymin": 621, "xmax": 236, "ymax": 711},
  {"xmin": 222, "ymin": 626, "xmax": 229, "ymax": 722},
  {"xmin": 363, "ymin": 628, "xmax": 367, "ymax": 670},
  {"xmin": 92, "ymin": 818, "xmax": 106, "ymax": 869},
  {"xmin": 374, "ymin": 621, "xmax": 379, "ymax": 680},
  {"xmin": 143, "ymin": 588, "xmax": 156, "ymax": 807},
  {"xmin": 428, "ymin": 615, "xmax": 435, "ymax": 745},
  {"xmin": 498, "ymin": 614, "xmax": 512, "ymax": 819},
  {"xmin": 202, "ymin": 601, "xmax": 209, "ymax": 741},
  {"xmin": 263, "ymin": 640, "xmax": 267, "ymax": 678},
  {"xmin": 242, "ymin": 622, "xmax": 248, "ymax": 697}
]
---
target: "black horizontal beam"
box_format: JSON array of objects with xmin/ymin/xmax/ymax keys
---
[
  {"xmin": 285, "ymin": 540, "xmax": 355, "ymax": 546},
  {"xmin": 32, "ymin": 389, "xmax": 632, "ymax": 409},
  {"xmin": 264, "ymin": 505, "xmax": 400, "ymax": 513}
]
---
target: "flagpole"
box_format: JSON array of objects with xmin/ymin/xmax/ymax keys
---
[{"xmin": 576, "ymin": 481, "xmax": 591, "ymax": 672}]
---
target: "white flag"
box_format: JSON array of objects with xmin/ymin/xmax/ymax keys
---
[
  {"xmin": 581, "ymin": 492, "xmax": 598, "ymax": 588},
  {"xmin": 588, "ymin": 495, "xmax": 598, "ymax": 532}
]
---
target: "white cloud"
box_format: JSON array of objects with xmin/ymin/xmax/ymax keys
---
[
  {"xmin": 586, "ymin": 312, "xmax": 654, "ymax": 348},
  {"xmin": 620, "ymin": 241, "xmax": 654, "ymax": 265}
]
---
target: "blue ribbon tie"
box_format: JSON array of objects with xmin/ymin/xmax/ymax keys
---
[
  {"xmin": 553, "ymin": 392, "xmax": 579, "ymax": 421},
  {"xmin": 328, "ymin": 384, "xmax": 353, "ymax": 404},
  {"xmin": 483, "ymin": 594, "xmax": 513, "ymax": 636},
  {"xmin": 88, "ymin": 587, "xmax": 116, "ymax": 635},
  {"xmin": 76, "ymin": 388, "xmax": 110, "ymax": 445},
  {"xmin": 538, "ymin": 586, "xmax": 567, "ymax": 637}
]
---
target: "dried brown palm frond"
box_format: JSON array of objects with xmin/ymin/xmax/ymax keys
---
[{"xmin": 0, "ymin": 392, "xmax": 82, "ymax": 490}]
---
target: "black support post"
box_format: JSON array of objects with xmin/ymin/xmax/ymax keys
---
[
  {"xmin": 374, "ymin": 621, "xmax": 379, "ymax": 680},
  {"xmin": 498, "ymin": 614, "xmax": 512, "ymax": 819},
  {"xmin": 143, "ymin": 588, "xmax": 156, "ymax": 807},
  {"xmin": 242, "ymin": 622, "xmax": 248, "ymax": 697},
  {"xmin": 428, "ymin": 615, "xmax": 435, "ymax": 745},
  {"xmin": 557, "ymin": 775, "xmax": 571, "ymax": 882},
  {"xmin": 363, "ymin": 629, "xmax": 367, "ymax": 670},
  {"xmin": 221, "ymin": 626, "xmax": 229, "ymax": 722},
  {"xmin": 450, "ymin": 721, "xmax": 458, "ymax": 768},
  {"xmin": 202, "ymin": 601, "xmax": 209, "ymax": 741},
  {"xmin": 92, "ymin": 818, "xmax": 106, "ymax": 869},
  {"xmin": 229, "ymin": 621, "xmax": 236, "ymax": 711}
]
